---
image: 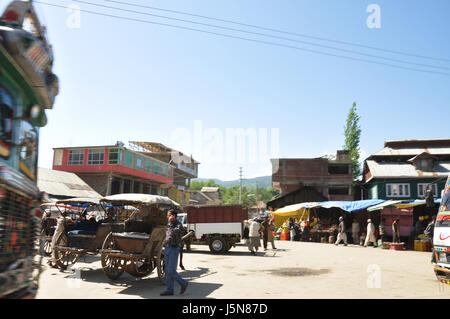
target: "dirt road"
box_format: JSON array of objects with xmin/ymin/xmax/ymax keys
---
[{"xmin": 36, "ymin": 240, "xmax": 450, "ymax": 299}]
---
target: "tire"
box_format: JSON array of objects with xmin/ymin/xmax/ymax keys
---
[
  {"xmin": 101, "ymin": 232, "xmax": 124, "ymax": 280},
  {"xmin": 209, "ymin": 236, "xmax": 227, "ymax": 254},
  {"xmin": 54, "ymin": 233, "xmax": 75, "ymax": 270}
]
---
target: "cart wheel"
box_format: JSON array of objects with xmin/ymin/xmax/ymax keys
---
[
  {"xmin": 133, "ymin": 258, "xmax": 153, "ymax": 278},
  {"xmin": 101, "ymin": 232, "xmax": 124, "ymax": 280},
  {"xmin": 156, "ymin": 247, "xmax": 166, "ymax": 285},
  {"xmin": 38, "ymin": 229, "xmax": 48, "ymax": 256},
  {"xmin": 43, "ymin": 237, "xmax": 52, "ymax": 256},
  {"xmin": 54, "ymin": 233, "xmax": 76, "ymax": 270}
]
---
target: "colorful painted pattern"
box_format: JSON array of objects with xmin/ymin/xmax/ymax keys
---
[{"xmin": 434, "ymin": 247, "xmax": 450, "ymax": 252}]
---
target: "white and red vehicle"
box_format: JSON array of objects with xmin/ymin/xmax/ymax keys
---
[
  {"xmin": 178, "ymin": 205, "xmax": 248, "ymax": 254},
  {"xmin": 433, "ymin": 176, "xmax": 450, "ymax": 284}
]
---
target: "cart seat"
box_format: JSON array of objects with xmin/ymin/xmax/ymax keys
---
[
  {"xmin": 67, "ymin": 230, "xmax": 97, "ymax": 235},
  {"xmin": 112, "ymin": 232, "xmax": 150, "ymax": 240}
]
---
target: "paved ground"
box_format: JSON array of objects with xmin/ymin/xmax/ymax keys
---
[{"xmin": 36, "ymin": 240, "xmax": 450, "ymax": 299}]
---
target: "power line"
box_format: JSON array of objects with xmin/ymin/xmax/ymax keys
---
[
  {"xmin": 104, "ymin": 0, "xmax": 450, "ymax": 63},
  {"xmin": 71, "ymin": 0, "xmax": 450, "ymax": 71},
  {"xmin": 34, "ymin": 1, "xmax": 450, "ymax": 77}
]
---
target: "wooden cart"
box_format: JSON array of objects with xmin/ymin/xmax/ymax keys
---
[
  {"xmin": 99, "ymin": 193, "xmax": 180, "ymax": 284},
  {"xmin": 51, "ymin": 197, "xmax": 125, "ymax": 270}
]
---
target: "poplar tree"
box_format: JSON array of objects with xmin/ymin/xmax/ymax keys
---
[{"xmin": 343, "ymin": 102, "xmax": 362, "ymax": 183}]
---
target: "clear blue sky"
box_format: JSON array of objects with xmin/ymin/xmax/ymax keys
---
[{"xmin": 3, "ymin": 0, "xmax": 449, "ymax": 181}]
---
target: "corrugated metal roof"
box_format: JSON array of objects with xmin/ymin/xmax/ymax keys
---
[
  {"xmin": 201, "ymin": 187, "xmax": 219, "ymax": 192},
  {"xmin": 373, "ymin": 146, "xmax": 450, "ymax": 156},
  {"xmin": 366, "ymin": 160, "xmax": 450, "ymax": 179},
  {"xmin": 37, "ymin": 167, "xmax": 101, "ymax": 198}
]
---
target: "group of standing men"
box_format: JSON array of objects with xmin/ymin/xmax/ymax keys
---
[
  {"xmin": 245, "ymin": 216, "xmax": 276, "ymax": 255},
  {"xmin": 335, "ymin": 217, "xmax": 401, "ymax": 247}
]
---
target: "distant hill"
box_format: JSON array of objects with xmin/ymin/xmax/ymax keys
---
[{"xmin": 193, "ymin": 175, "xmax": 272, "ymax": 188}]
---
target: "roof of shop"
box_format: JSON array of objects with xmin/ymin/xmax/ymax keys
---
[
  {"xmin": 365, "ymin": 160, "xmax": 450, "ymax": 179},
  {"xmin": 37, "ymin": 167, "xmax": 101, "ymax": 198}
]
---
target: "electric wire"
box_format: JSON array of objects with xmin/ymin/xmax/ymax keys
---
[
  {"xmin": 70, "ymin": 0, "xmax": 450, "ymax": 71},
  {"xmin": 103, "ymin": 0, "xmax": 450, "ymax": 63},
  {"xmin": 34, "ymin": 1, "xmax": 450, "ymax": 77}
]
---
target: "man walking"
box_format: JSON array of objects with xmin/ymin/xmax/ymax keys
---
[
  {"xmin": 160, "ymin": 209, "xmax": 188, "ymax": 296},
  {"xmin": 247, "ymin": 218, "xmax": 262, "ymax": 255},
  {"xmin": 364, "ymin": 219, "xmax": 377, "ymax": 247},
  {"xmin": 261, "ymin": 216, "xmax": 270, "ymax": 251},
  {"xmin": 335, "ymin": 217, "xmax": 348, "ymax": 246}
]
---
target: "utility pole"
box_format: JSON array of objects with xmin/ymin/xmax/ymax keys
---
[{"xmin": 239, "ymin": 167, "xmax": 243, "ymax": 205}]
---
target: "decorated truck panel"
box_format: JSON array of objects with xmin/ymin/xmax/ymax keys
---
[
  {"xmin": 433, "ymin": 175, "xmax": 450, "ymax": 285},
  {"xmin": 0, "ymin": 1, "xmax": 58, "ymax": 298}
]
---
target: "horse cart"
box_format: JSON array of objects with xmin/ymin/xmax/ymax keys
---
[
  {"xmin": 99, "ymin": 194, "xmax": 180, "ymax": 284},
  {"xmin": 39, "ymin": 202, "xmax": 70, "ymax": 256},
  {"xmin": 51, "ymin": 197, "xmax": 124, "ymax": 270}
]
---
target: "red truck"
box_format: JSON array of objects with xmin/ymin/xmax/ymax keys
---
[{"xmin": 178, "ymin": 205, "xmax": 248, "ymax": 254}]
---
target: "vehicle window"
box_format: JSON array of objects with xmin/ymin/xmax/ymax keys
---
[
  {"xmin": 18, "ymin": 120, "xmax": 38, "ymax": 179},
  {"xmin": 0, "ymin": 87, "xmax": 14, "ymax": 158}
]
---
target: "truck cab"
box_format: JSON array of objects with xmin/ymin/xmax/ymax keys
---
[{"xmin": 433, "ymin": 175, "xmax": 450, "ymax": 284}]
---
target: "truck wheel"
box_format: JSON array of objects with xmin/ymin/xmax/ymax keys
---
[{"xmin": 209, "ymin": 236, "xmax": 227, "ymax": 254}]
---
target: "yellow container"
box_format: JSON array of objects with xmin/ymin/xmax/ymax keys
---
[{"xmin": 414, "ymin": 240, "xmax": 421, "ymax": 251}]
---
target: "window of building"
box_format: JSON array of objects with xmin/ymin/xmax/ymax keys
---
[
  {"xmin": 145, "ymin": 159, "xmax": 152, "ymax": 172},
  {"xmin": 108, "ymin": 148, "xmax": 122, "ymax": 165},
  {"xmin": 87, "ymin": 149, "xmax": 104, "ymax": 165},
  {"xmin": 161, "ymin": 164, "xmax": 167, "ymax": 176},
  {"xmin": 418, "ymin": 183, "xmax": 438, "ymax": 198},
  {"xmin": 54, "ymin": 149, "xmax": 63, "ymax": 166},
  {"xmin": 68, "ymin": 149, "xmax": 84, "ymax": 165},
  {"xmin": 124, "ymin": 151, "xmax": 134, "ymax": 168},
  {"xmin": 153, "ymin": 161, "xmax": 160, "ymax": 175},
  {"xmin": 135, "ymin": 155, "xmax": 144, "ymax": 170},
  {"xmin": 328, "ymin": 164, "xmax": 350, "ymax": 175},
  {"xmin": 328, "ymin": 186, "xmax": 350, "ymax": 195},
  {"xmin": 386, "ymin": 183, "xmax": 410, "ymax": 197}
]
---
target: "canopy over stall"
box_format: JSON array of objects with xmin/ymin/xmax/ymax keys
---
[
  {"xmin": 101, "ymin": 193, "xmax": 180, "ymax": 207},
  {"xmin": 271, "ymin": 202, "xmax": 319, "ymax": 228},
  {"xmin": 272, "ymin": 199, "xmax": 386, "ymax": 228}
]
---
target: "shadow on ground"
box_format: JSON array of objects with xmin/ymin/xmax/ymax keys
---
[
  {"xmin": 264, "ymin": 267, "xmax": 331, "ymax": 277},
  {"xmin": 72, "ymin": 265, "xmax": 219, "ymax": 298}
]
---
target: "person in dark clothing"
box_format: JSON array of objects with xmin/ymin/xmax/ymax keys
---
[
  {"xmin": 425, "ymin": 216, "xmax": 436, "ymax": 263},
  {"xmin": 160, "ymin": 209, "xmax": 188, "ymax": 296},
  {"xmin": 261, "ymin": 216, "xmax": 270, "ymax": 251},
  {"xmin": 392, "ymin": 219, "xmax": 400, "ymax": 243}
]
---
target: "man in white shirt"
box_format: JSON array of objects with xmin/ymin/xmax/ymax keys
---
[
  {"xmin": 247, "ymin": 218, "xmax": 262, "ymax": 255},
  {"xmin": 364, "ymin": 219, "xmax": 377, "ymax": 248}
]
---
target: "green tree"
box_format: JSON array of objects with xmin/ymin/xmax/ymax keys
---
[{"xmin": 343, "ymin": 102, "xmax": 362, "ymax": 183}]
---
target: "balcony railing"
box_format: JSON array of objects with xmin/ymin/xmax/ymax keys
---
[{"xmin": 177, "ymin": 163, "xmax": 197, "ymax": 176}]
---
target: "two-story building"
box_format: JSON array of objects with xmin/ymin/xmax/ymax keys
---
[
  {"xmin": 127, "ymin": 141, "xmax": 199, "ymax": 204},
  {"xmin": 52, "ymin": 142, "xmax": 199, "ymax": 205},
  {"xmin": 271, "ymin": 150, "xmax": 353, "ymax": 202},
  {"xmin": 362, "ymin": 139, "xmax": 450, "ymax": 200}
]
